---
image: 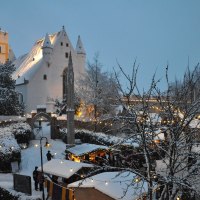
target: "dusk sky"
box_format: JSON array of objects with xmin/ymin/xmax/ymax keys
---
[{"xmin": 1, "ymin": 0, "xmax": 200, "ymax": 91}]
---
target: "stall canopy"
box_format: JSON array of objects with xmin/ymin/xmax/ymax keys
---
[
  {"xmin": 68, "ymin": 171, "xmax": 148, "ymax": 200},
  {"xmin": 38, "ymin": 159, "xmax": 93, "ymax": 179}
]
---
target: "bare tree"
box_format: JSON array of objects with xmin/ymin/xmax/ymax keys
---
[{"xmin": 111, "ymin": 62, "xmax": 200, "ymax": 200}]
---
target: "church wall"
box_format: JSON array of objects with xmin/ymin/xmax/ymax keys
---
[{"xmin": 14, "ymin": 29, "xmax": 86, "ymax": 113}]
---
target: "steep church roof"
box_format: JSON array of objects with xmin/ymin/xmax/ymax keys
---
[
  {"xmin": 76, "ymin": 35, "xmax": 86, "ymax": 55},
  {"xmin": 12, "ymin": 28, "xmax": 75, "ymax": 85}
]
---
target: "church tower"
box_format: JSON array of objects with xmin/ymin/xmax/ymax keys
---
[
  {"xmin": 42, "ymin": 33, "xmax": 53, "ymax": 65},
  {"xmin": 0, "ymin": 29, "xmax": 9, "ymax": 64},
  {"xmin": 76, "ymin": 35, "xmax": 86, "ymax": 76},
  {"xmin": 66, "ymin": 52, "xmax": 75, "ymax": 145}
]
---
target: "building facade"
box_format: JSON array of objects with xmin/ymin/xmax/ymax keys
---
[
  {"xmin": 0, "ymin": 29, "xmax": 15, "ymax": 64},
  {"xmin": 12, "ymin": 27, "xmax": 86, "ymax": 113}
]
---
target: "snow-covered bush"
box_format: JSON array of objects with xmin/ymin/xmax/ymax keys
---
[
  {"xmin": 0, "ymin": 127, "xmax": 21, "ymax": 172},
  {"xmin": 60, "ymin": 128, "xmax": 139, "ymax": 148},
  {"xmin": 10, "ymin": 122, "xmax": 32, "ymax": 146},
  {"xmin": 0, "ymin": 187, "xmax": 19, "ymax": 200}
]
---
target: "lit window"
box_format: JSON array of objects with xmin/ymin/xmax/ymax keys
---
[{"xmin": 43, "ymin": 75, "xmax": 47, "ymax": 80}]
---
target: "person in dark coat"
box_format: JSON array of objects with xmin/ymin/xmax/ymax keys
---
[
  {"xmin": 33, "ymin": 166, "xmax": 39, "ymax": 190},
  {"xmin": 38, "ymin": 171, "xmax": 44, "ymax": 191},
  {"xmin": 46, "ymin": 150, "xmax": 53, "ymax": 161}
]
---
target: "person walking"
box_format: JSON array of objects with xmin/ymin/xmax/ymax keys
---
[
  {"xmin": 33, "ymin": 166, "xmax": 39, "ymax": 191},
  {"xmin": 46, "ymin": 150, "xmax": 53, "ymax": 161}
]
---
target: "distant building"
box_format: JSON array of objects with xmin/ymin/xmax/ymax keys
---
[
  {"xmin": 0, "ymin": 29, "xmax": 15, "ymax": 64},
  {"xmin": 12, "ymin": 27, "xmax": 86, "ymax": 113}
]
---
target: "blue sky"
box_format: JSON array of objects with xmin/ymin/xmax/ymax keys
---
[{"xmin": 1, "ymin": 0, "xmax": 200, "ymax": 91}]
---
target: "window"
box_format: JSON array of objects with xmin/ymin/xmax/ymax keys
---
[
  {"xmin": 66, "ymin": 43, "xmax": 69, "ymax": 47},
  {"xmin": 43, "ymin": 74, "xmax": 47, "ymax": 80},
  {"xmin": 47, "ymin": 63, "xmax": 50, "ymax": 67},
  {"xmin": 65, "ymin": 52, "xmax": 68, "ymax": 58},
  {"xmin": 61, "ymin": 42, "xmax": 63, "ymax": 46}
]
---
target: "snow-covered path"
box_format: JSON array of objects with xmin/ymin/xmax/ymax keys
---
[{"xmin": 0, "ymin": 122, "xmax": 67, "ymax": 198}]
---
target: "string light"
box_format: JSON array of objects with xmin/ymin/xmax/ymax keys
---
[
  {"xmin": 70, "ymin": 168, "xmax": 73, "ymax": 172},
  {"xmin": 60, "ymin": 160, "xmax": 64, "ymax": 164},
  {"xmin": 105, "ymin": 181, "xmax": 108, "ymax": 185},
  {"xmin": 34, "ymin": 144, "xmax": 39, "ymax": 148},
  {"xmin": 91, "ymin": 179, "xmax": 94, "ymax": 183}
]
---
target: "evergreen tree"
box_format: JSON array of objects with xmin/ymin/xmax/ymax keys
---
[{"xmin": 0, "ymin": 61, "xmax": 24, "ymax": 115}]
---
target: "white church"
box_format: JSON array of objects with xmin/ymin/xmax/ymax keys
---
[{"xmin": 12, "ymin": 27, "xmax": 86, "ymax": 113}]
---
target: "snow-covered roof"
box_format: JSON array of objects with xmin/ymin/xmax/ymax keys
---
[
  {"xmin": 68, "ymin": 171, "xmax": 148, "ymax": 200},
  {"xmin": 12, "ymin": 31, "xmax": 58, "ymax": 85},
  {"xmin": 38, "ymin": 159, "xmax": 93, "ymax": 179},
  {"xmin": 189, "ymin": 119, "xmax": 200, "ymax": 129},
  {"xmin": 36, "ymin": 105, "xmax": 46, "ymax": 109},
  {"xmin": 147, "ymin": 113, "xmax": 162, "ymax": 123},
  {"xmin": 66, "ymin": 143, "xmax": 108, "ymax": 156}
]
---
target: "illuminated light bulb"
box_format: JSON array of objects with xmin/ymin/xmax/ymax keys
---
[
  {"xmin": 70, "ymin": 168, "xmax": 73, "ymax": 172},
  {"xmin": 35, "ymin": 144, "xmax": 38, "ymax": 147},
  {"xmin": 105, "ymin": 181, "xmax": 108, "ymax": 185},
  {"xmin": 11, "ymin": 146, "xmax": 14, "ymax": 150},
  {"xmin": 60, "ymin": 160, "xmax": 64, "ymax": 164},
  {"xmin": 54, "ymin": 152, "xmax": 57, "ymax": 155},
  {"xmin": 135, "ymin": 178, "xmax": 140, "ymax": 183},
  {"xmin": 0, "ymin": 145, "xmax": 2, "ymax": 148},
  {"xmin": 91, "ymin": 179, "xmax": 94, "ymax": 183}
]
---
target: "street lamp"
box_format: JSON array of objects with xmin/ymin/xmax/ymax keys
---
[{"xmin": 40, "ymin": 136, "xmax": 49, "ymax": 200}]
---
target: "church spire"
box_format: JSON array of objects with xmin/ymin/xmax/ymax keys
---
[
  {"xmin": 42, "ymin": 33, "xmax": 53, "ymax": 49},
  {"xmin": 76, "ymin": 35, "xmax": 86, "ymax": 55},
  {"xmin": 66, "ymin": 51, "xmax": 75, "ymax": 145}
]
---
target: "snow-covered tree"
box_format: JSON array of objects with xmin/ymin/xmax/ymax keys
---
[
  {"xmin": 77, "ymin": 54, "xmax": 119, "ymax": 120},
  {"xmin": 0, "ymin": 61, "xmax": 24, "ymax": 115}
]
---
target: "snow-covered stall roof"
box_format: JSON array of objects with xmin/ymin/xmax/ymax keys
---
[
  {"xmin": 68, "ymin": 171, "xmax": 148, "ymax": 200},
  {"xmin": 189, "ymin": 119, "xmax": 200, "ymax": 129},
  {"xmin": 38, "ymin": 159, "xmax": 93, "ymax": 179},
  {"xmin": 66, "ymin": 143, "xmax": 108, "ymax": 156}
]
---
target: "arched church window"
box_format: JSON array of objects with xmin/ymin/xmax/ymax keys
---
[
  {"xmin": 66, "ymin": 43, "xmax": 69, "ymax": 47},
  {"xmin": 65, "ymin": 52, "xmax": 68, "ymax": 58},
  {"xmin": 43, "ymin": 74, "xmax": 47, "ymax": 80},
  {"xmin": 61, "ymin": 42, "xmax": 63, "ymax": 46},
  {"xmin": 18, "ymin": 93, "xmax": 23, "ymax": 104}
]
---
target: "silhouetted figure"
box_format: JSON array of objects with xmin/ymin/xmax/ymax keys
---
[
  {"xmin": 38, "ymin": 172, "xmax": 44, "ymax": 191},
  {"xmin": 46, "ymin": 150, "xmax": 53, "ymax": 161},
  {"xmin": 33, "ymin": 166, "xmax": 39, "ymax": 190}
]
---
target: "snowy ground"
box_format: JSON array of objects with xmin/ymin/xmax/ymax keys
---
[{"xmin": 0, "ymin": 122, "xmax": 66, "ymax": 199}]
